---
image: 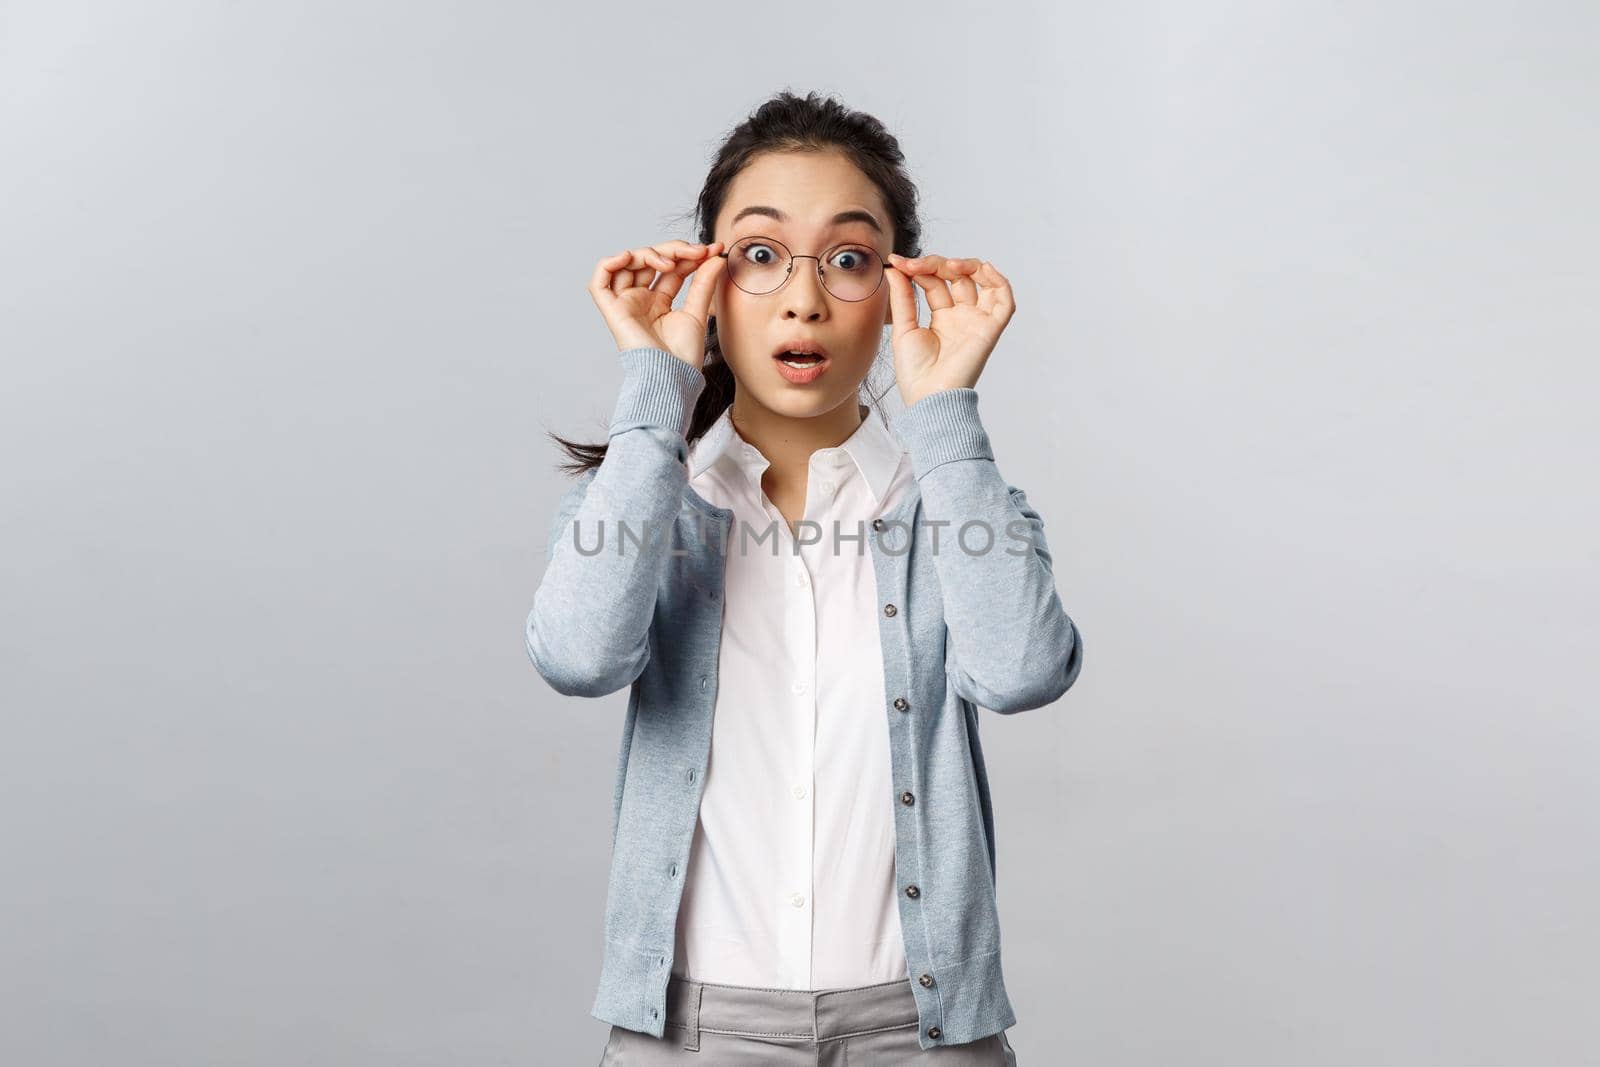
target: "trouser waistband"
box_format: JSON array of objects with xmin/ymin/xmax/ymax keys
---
[{"xmin": 663, "ymin": 973, "xmax": 920, "ymax": 1052}]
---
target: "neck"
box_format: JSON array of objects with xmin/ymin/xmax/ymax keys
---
[{"xmin": 727, "ymin": 393, "xmax": 867, "ymax": 491}]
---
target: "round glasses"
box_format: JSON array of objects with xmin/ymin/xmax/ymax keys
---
[{"xmin": 718, "ymin": 235, "xmax": 887, "ymax": 302}]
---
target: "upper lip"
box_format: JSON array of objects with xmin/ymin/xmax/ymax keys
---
[{"xmin": 772, "ymin": 338, "xmax": 830, "ymax": 359}]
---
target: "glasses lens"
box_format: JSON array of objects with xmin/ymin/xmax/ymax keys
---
[
  {"xmin": 820, "ymin": 245, "xmax": 883, "ymax": 301},
  {"xmin": 726, "ymin": 238, "xmax": 884, "ymax": 301},
  {"xmin": 727, "ymin": 237, "xmax": 791, "ymax": 295}
]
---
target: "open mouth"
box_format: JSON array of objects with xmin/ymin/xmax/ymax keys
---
[
  {"xmin": 771, "ymin": 346, "xmax": 831, "ymax": 384},
  {"xmin": 775, "ymin": 351, "xmax": 827, "ymax": 369}
]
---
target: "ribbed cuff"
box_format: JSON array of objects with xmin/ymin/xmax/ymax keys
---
[
  {"xmin": 898, "ymin": 387, "xmax": 994, "ymax": 479},
  {"xmin": 608, "ymin": 346, "xmax": 706, "ymax": 439}
]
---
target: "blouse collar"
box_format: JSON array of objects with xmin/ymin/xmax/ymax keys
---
[{"xmin": 687, "ymin": 403, "xmax": 905, "ymax": 506}]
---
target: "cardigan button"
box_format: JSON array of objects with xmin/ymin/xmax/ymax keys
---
[
  {"xmin": 872, "ymin": 518, "xmax": 885, "ymax": 531},
  {"xmin": 883, "ymin": 603, "xmax": 897, "ymax": 617},
  {"xmin": 918, "ymin": 972, "xmax": 934, "ymax": 987},
  {"xmin": 904, "ymin": 884, "xmax": 920, "ymax": 898},
  {"xmin": 927, "ymin": 1026, "xmax": 941, "ymax": 1040},
  {"xmin": 900, "ymin": 791, "xmax": 914, "ymax": 806},
  {"xmin": 893, "ymin": 697, "xmax": 909, "ymax": 712}
]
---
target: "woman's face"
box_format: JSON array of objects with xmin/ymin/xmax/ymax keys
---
[{"xmin": 710, "ymin": 149, "xmax": 895, "ymax": 421}]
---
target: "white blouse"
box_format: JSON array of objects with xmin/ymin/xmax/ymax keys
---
[{"xmin": 670, "ymin": 402, "xmax": 915, "ymax": 991}]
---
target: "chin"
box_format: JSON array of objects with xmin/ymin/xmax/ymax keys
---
[
  {"xmin": 749, "ymin": 388, "xmax": 847, "ymax": 419},
  {"xmin": 780, "ymin": 370, "xmax": 872, "ymax": 403}
]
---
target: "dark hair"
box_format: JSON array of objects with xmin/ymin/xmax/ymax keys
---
[{"xmin": 547, "ymin": 90, "xmax": 925, "ymax": 476}]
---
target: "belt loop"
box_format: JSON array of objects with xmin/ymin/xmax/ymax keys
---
[{"xmin": 681, "ymin": 979, "xmax": 702, "ymax": 1052}]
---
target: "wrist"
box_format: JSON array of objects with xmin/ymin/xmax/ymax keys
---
[
  {"xmin": 609, "ymin": 346, "xmax": 706, "ymax": 438},
  {"xmin": 897, "ymin": 386, "xmax": 994, "ymax": 479}
]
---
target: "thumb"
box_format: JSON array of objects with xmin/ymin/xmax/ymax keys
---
[
  {"xmin": 681, "ymin": 243, "xmax": 726, "ymax": 325},
  {"xmin": 885, "ymin": 265, "xmax": 919, "ymax": 341}
]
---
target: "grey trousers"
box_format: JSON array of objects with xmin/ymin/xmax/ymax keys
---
[{"xmin": 598, "ymin": 973, "xmax": 1018, "ymax": 1065}]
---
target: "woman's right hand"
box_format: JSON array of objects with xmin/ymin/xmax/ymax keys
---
[{"xmin": 588, "ymin": 240, "xmax": 727, "ymax": 370}]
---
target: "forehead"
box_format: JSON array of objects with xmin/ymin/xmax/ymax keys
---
[{"xmin": 716, "ymin": 150, "xmax": 890, "ymax": 237}]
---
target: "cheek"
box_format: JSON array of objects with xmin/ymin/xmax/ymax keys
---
[
  {"xmin": 714, "ymin": 309, "xmax": 766, "ymax": 371},
  {"xmin": 846, "ymin": 298, "xmax": 892, "ymax": 344}
]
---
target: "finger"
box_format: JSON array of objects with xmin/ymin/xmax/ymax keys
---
[
  {"xmin": 653, "ymin": 240, "xmax": 722, "ymax": 302},
  {"xmin": 889, "ymin": 253, "xmax": 940, "ymax": 276},
  {"xmin": 680, "ymin": 241, "xmax": 727, "ymax": 322},
  {"xmin": 642, "ymin": 247, "xmax": 676, "ymax": 272},
  {"xmin": 614, "ymin": 263, "xmax": 657, "ymax": 295},
  {"xmin": 650, "ymin": 265, "xmax": 689, "ymax": 302},
  {"xmin": 908, "ymin": 254, "xmax": 953, "ymax": 278},
  {"xmin": 949, "ymin": 260, "xmax": 980, "ymax": 304},
  {"xmin": 590, "ymin": 251, "xmax": 631, "ymax": 295},
  {"xmin": 885, "ymin": 265, "xmax": 920, "ymax": 339},
  {"xmin": 623, "ymin": 244, "xmax": 679, "ymax": 293},
  {"xmin": 623, "ymin": 245, "xmax": 675, "ymax": 275},
  {"xmin": 973, "ymin": 260, "xmax": 1015, "ymax": 321},
  {"xmin": 910, "ymin": 270, "xmax": 954, "ymax": 311},
  {"xmin": 935, "ymin": 256, "xmax": 979, "ymax": 281},
  {"xmin": 591, "ymin": 252, "xmax": 634, "ymax": 297},
  {"xmin": 652, "ymin": 240, "xmax": 713, "ymax": 262},
  {"xmin": 593, "ymin": 248, "xmax": 666, "ymax": 295}
]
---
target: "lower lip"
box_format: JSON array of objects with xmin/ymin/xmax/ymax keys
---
[{"xmin": 773, "ymin": 355, "xmax": 830, "ymax": 384}]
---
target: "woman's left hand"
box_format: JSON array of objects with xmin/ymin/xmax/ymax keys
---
[{"xmin": 885, "ymin": 253, "xmax": 1016, "ymax": 408}]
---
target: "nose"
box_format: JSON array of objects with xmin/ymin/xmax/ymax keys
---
[{"xmin": 779, "ymin": 254, "xmax": 829, "ymax": 320}]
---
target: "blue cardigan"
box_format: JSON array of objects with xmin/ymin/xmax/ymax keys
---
[{"xmin": 526, "ymin": 345, "xmax": 1085, "ymax": 1051}]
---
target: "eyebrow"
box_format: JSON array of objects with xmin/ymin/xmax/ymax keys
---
[{"xmin": 729, "ymin": 205, "xmax": 884, "ymax": 235}]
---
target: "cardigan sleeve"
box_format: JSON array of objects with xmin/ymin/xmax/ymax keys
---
[
  {"xmin": 896, "ymin": 387, "xmax": 1084, "ymax": 714},
  {"xmin": 524, "ymin": 346, "xmax": 704, "ymax": 698}
]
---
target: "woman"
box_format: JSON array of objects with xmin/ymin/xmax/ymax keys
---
[{"xmin": 528, "ymin": 90, "xmax": 1083, "ymax": 1065}]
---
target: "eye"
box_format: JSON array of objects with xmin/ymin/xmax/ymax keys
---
[
  {"xmin": 738, "ymin": 242, "xmax": 782, "ymax": 265},
  {"xmin": 828, "ymin": 246, "xmax": 876, "ymax": 273}
]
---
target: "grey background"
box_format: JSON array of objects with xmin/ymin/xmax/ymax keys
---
[{"xmin": 2, "ymin": 2, "xmax": 1595, "ymax": 1064}]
